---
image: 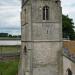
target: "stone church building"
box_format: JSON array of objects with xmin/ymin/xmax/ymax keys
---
[{"xmin": 18, "ymin": 0, "xmax": 75, "ymax": 75}]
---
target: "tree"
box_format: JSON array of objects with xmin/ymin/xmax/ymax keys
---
[
  {"xmin": 62, "ymin": 15, "xmax": 75, "ymax": 40},
  {"xmin": 9, "ymin": 34, "xmax": 12, "ymax": 37}
]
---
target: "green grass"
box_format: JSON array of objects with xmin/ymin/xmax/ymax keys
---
[
  {"xmin": 0, "ymin": 46, "xmax": 20, "ymax": 75},
  {"xmin": 0, "ymin": 59, "xmax": 19, "ymax": 75},
  {"xmin": 0, "ymin": 46, "xmax": 20, "ymax": 53}
]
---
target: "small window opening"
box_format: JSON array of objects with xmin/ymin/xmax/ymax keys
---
[
  {"xmin": 24, "ymin": 46, "xmax": 27, "ymax": 55},
  {"xmin": 43, "ymin": 6, "xmax": 49, "ymax": 20},
  {"xmin": 24, "ymin": 9, "xmax": 26, "ymax": 24},
  {"xmin": 67, "ymin": 68, "xmax": 72, "ymax": 75}
]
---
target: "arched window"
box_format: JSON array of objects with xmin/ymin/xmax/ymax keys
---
[
  {"xmin": 24, "ymin": 9, "xmax": 26, "ymax": 24},
  {"xmin": 43, "ymin": 6, "xmax": 49, "ymax": 20},
  {"xmin": 67, "ymin": 68, "xmax": 72, "ymax": 75}
]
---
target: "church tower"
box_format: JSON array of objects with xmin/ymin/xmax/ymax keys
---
[{"xmin": 21, "ymin": 0, "xmax": 63, "ymax": 75}]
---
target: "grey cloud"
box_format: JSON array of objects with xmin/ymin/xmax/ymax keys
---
[
  {"xmin": 0, "ymin": 0, "xmax": 21, "ymax": 34},
  {"xmin": 0, "ymin": 0, "xmax": 21, "ymax": 6}
]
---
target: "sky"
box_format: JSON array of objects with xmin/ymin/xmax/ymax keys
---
[
  {"xmin": 0, "ymin": 0, "xmax": 75, "ymax": 35},
  {"xmin": 0, "ymin": 0, "xmax": 21, "ymax": 35}
]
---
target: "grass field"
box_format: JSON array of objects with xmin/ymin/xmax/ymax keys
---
[
  {"xmin": 0, "ymin": 59, "xmax": 19, "ymax": 75},
  {"xmin": 0, "ymin": 46, "xmax": 20, "ymax": 53},
  {"xmin": 0, "ymin": 46, "xmax": 20, "ymax": 75}
]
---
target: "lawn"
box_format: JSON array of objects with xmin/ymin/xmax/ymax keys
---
[
  {"xmin": 0, "ymin": 59, "xmax": 19, "ymax": 75},
  {"xmin": 0, "ymin": 46, "xmax": 20, "ymax": 75}
]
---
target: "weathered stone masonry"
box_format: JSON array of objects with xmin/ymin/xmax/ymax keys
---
[{"xmin": 20, "ymin": 0, "xmax": 63, "ymax": 75}]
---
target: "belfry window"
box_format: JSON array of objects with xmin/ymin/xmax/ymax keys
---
[
  {"xmin": 43, "ymin": 6, "xmax": 49, "ymax": 20},
  {"xmin": 24, "ymin": 9, "xmax": 26, "ymax": 24}
]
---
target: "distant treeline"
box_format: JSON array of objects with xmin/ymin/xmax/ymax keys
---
[{"xmin": 0, "ymin": 33, "xmax": 21, "ymax": 38}]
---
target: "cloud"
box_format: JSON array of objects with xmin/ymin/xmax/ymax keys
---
[
  {"xmin": 61, "ymin": 0, "xmax": 75, "ymax": 25},
  {"xmin": 61, "ymin": 0, "xmax": 75, "ymax": 7},
  {"xmin": 0, "ymin": 6, "xmax": 21, "ymax": 26},
  {"xmin": 0, "ymin": 0, "xmax": 20, "ymax": 6},
  {"xmin": 0, "ymin": 0, "xmax": 21, "ymax": 35},
  {"xmin": 0, "ymin": 0, "xmax": 75, "ymax": 35}
]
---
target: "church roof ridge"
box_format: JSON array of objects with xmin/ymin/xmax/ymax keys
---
[{"xmin": 63, "ymin": 52, "xmax": 75, "ymax": 63}]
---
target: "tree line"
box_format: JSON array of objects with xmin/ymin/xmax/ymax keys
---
[
  {"xmin": 62, "ymin": 15, "xmax": 75, "ymax": 40},
  {"xmin": 0, "ymin": 33, "xmax": 21, "ymax": 38}
]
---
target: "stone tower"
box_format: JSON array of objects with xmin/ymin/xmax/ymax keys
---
[{"xmin": 20, "ymin": 0, "xmax": 63, "ymax": 75}]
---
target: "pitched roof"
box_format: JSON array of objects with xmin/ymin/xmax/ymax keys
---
[
  {"xmin": 64, "ymin": 40, "xmax": 75, "ymax": 54},
  {"xmin": 63, "ymin": 40, "xmax": 75, "ymax": 62}
]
